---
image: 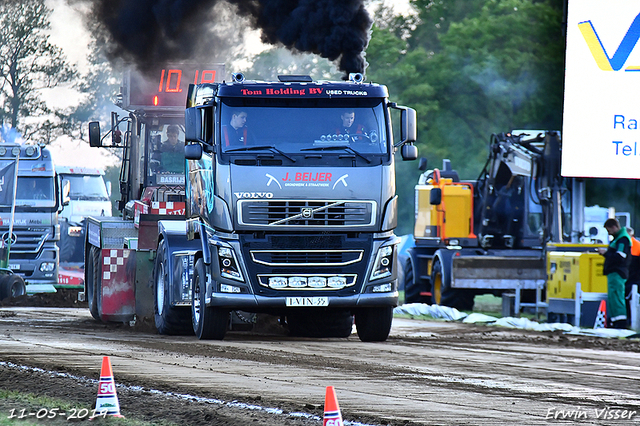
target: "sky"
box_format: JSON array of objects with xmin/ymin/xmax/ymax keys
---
[
  {"xmin": 42, "ymin": 0, "xmax": 413, "ymax": 170},
  {"xmin": 45, "ymin": 0, "xmax": 113, "ymax": 168}
]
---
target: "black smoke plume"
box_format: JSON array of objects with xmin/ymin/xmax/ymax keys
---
[{"xmin": 86, "ymin": 0, "xmax": 372, "ymax": 77}]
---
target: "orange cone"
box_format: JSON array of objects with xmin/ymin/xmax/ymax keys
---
[
  {"xmin": 593, "ymin": 299, "xmax": 607, "ymax": 329},
  {"xmin": 95, "ymin": 356, "xmax": 124, "ymax": 418},
  {"xmin": 323, "ymin": 386, "xmax": 343, "ymax": 426}
]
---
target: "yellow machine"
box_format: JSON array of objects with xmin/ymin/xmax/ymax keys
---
[
  {"xmin": 546, "ymin": 243, "xmax": 608, "ymax": 325},
  {"xmin": 405, "ymin": 132, "xmax": 565, "ymax": 312},
  {"xmin": 547, "ymin": 247, "xmax": 607, "ymax": 298},
  {"xmin": 414, "ymin": 171, "xmax": 475, "ymax": 241}
]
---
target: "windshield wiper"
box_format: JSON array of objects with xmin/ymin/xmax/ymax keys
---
[
  {"xmin": 226, "ymin": 145, "xmax": 296, "ymax": 163},
  {"xmin": 300, "ymin": 145, "xmax": 371, "ymax": 163}
]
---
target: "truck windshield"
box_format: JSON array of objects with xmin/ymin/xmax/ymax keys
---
[
  {"xmin": 63, "ymin": 175, "xmax": 109, "ymax": 201},
  {"xmin": 14, "ymin": 177, "xmax": 55, "ymax": 206},
  {"xmin": 218, "ymin": 100, "xmax": 388, "ymax": 155}
]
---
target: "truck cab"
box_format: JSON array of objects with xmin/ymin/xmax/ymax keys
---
[
  {"xmin": 0, "ymin": 143, "xmax": 66, "ymax": 293},
  {"xmin": 182, "ymin": 73, "xmax": 418, "ymax": 341}
]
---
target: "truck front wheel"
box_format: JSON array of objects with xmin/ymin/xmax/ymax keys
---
[
  {"xmin": 191, "ymin": 258, "xmax": 229, "ymax": 340},
  {"xmin": 153, "ymin": 239, "xmax": 192, "ymax": 335},
  {"xmin": 355, "ymin": 306, "xmax": 393, "ymax": 342}
]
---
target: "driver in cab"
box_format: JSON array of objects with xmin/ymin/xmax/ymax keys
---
[
  {"xmin": 335, "ymin": 110, "xmax": 365, "ymax": 137},
  {"xmin": 152, "ymin": 125, "xmax": 184, "ymax": 173}
]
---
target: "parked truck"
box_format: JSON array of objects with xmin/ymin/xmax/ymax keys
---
[
  {"xmin": 404, "ymin": 131, "xmax": 569, "ymax": 312},
  {"xmin": 83, "ymin": 64, "xmax": 418, "ymax": 341},
  {"xmin": 0, "ymin": 141, "xmax": 68, "ymax": 296},
  {"xmin": 57, "ymin": 166, "xmax": 112, "ymax": 263}
]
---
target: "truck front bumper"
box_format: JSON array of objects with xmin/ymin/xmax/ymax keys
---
[{"xmin": 204, "ymin": 286, "xmax": 399, "ymax": 310}]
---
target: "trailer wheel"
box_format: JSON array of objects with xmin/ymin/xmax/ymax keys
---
[
  {"xmin": 86, "ymin": 245, "xmax": 101, "ymax": 321},
  {"xmin": 0, "ymin": 274, "xmax": 25, "ymax": 299},
  {"xmin": 153, "ymin": 239, "xmax": 192, "ymax": 335},
  {"xmin": 286, "ymin": 309, "xmax": 353, "ymax": 338},
  {"xmin": 191, "ymin": 258, "xmax": 229, "ymax": 340},
  {"xmin": 355, "ymin": 306, "xmax": 393, "ymax": 342},
  {"xmin": 431, "ymin": 257, "xmax": 474, "ymax": 311}
]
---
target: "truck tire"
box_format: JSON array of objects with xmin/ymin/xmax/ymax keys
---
[
  {"xmin": 431, "ymin": 257, "xmax": 474, "ymax": 311},
  {"xmin": 402, "ymin": 256, "xmax": 432, "ymax": 305},
  {"xmin": 86, "ymin": 245, "xmax": 101, "ymax": 321},
  {"xmin": 153, "ymin": 239, "xmax": 192, "ymax": 335},
  {"xmin": 191, "ymin": 258, "xmax": 229, "ymax": 340},
  {"xmin": 0, "ymin": 274, "xmax": 26, "ymax": 299},
  {"xmin": 286, "ymin": 309, "xmax": 353, "ymax": 338},
  {"xmin": 59, "ymin": 221, "xmax": 75, "ymax": 263},
  {"xmin": 355, "ymin": 306, "xmax": 393, "ymax": 342}
]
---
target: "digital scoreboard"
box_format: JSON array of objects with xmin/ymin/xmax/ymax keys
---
[{"xmin": 123, "ymin": 63, "xmax": 225, "ymax": 110}]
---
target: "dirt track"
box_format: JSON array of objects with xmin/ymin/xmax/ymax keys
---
[{"xmin": 1, "ymin": 307, "xmax": 640, "ymax": 425}]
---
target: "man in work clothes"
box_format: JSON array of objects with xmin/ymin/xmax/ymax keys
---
[
  {"xmin": 625, "ymin": 227, "xmax": 640, "ymax": 323},
  {"xmin": 598, "ymin": 218, "xmax": 631, "ymax": 329}
]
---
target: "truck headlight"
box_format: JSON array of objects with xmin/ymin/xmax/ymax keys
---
[
  {"xmin": 370, "ymin": 245, "xmax": 393, "ymax": 281},
  {"xmin": 218, "ymin": 246, "xmax": 244, "ymax": 282},
  {"xmin": 39, "ymin": 262, "xmax": 56, "ymax": 272}
]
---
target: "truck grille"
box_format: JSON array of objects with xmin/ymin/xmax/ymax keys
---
[
  {"xmin": 239, "ymin": 200, "xmax": 375, "ymax": 227},
  {"xmin": 0, "ymin": 227, "xmax": 50, "ymax": 259},
  {"xmin": 251, "ymin": 249, "xmax": 363, "ymax": 266}
]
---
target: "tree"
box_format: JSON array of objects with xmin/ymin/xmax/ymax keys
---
[
  {"xmin": 0, "ymin": 0, "xmax": 76, "ymax": 143},
  {"xmin": 365, "ymin": 0, "xmax": 566, "ymax": 235},
  {"xmin": 60, "ymin": 37, "xmax": 122, "ymax": 142}
]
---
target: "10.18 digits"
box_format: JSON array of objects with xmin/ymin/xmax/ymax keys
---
[{"xmin": 7, "ymin": 407, "xmax": 109, "ymax": 420}]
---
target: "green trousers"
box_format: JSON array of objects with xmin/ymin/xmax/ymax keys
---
[{"xmin": 607, "ymin": 272, "xmax": 627, "ymax": 322}]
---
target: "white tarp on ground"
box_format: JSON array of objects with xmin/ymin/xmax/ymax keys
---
[{"xmin": 394, "ymin": 303, "xmax": 638, "ymax": 338}]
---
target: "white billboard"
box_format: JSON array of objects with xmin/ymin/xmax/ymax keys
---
[{"xmin": 563, "ymin": 1, "xmax": 640, "ymax": 178}]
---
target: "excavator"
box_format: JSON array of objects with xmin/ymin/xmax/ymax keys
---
[{"xmin": 404, "ymin": 130, "xmax": 570, "ymax": 311}]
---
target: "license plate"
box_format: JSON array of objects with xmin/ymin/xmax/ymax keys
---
[
  {"xmin": 286, "ymin": 296, "xmax": 329, "ymax": 307},
  {"xmin": 8, "ymin": 264, "xmax": 19, "ymax": 270}
]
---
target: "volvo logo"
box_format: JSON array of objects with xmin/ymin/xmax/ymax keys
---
[
  {"xmin": 301, "ymin": 208, "xmax": 313, "ymax": 218},
  {"xmin": 2, "ymin": 232, "xmax": 17, "ymax": 246},
  {"xmin": 234, "ymin": 192, "xmax": 274, "ymax": 199}
]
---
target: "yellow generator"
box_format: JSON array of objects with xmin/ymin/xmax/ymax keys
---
[
  {"xmin": 413, "ymin": 175, "xmax": 475, "ymax": 241},
  {"xmin": 546, "ymin": 243, "xmax": 608, "ymax": 326}
]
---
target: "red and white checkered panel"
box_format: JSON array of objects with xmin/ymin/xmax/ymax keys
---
[
  {"xmin": 150, "ymin": 201, "xmax": 185, "ymax": 216},
  {"xmin": 99, "ymin": 248, "xmax": 135, "ymax": 322},
  {"xmin": 133, "ymin": 201, "xmax": 149, "ymax": 228}
]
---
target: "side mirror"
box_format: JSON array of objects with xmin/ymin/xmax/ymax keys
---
[
  {"xmin": 401, "ymin": 144, "xmax": 418, "ymax": 161},
  {"xmin": 400, "ymin": 107, "xmax": 417, "ymax": 144},
  {"xmin": 430, "ymin": 188, "xmax": 442, "ymax": 206},
  {"xmin": 185, "ymin": 107, "xmax": 204, "ymax": 143},
  {"xmin": 185, "ymin": 143, "xmax": 203, "ymax": 160},
  {"xmin": 62, "ymin": 180, "xmax": 71, "ymax": 207},
  {"xmin": 88, "ymin": 122, "xmax": 101, "ymax": 147},
  {"xmin": 106, "ymin": 181, "xmax": 112, "ymax": 197}
]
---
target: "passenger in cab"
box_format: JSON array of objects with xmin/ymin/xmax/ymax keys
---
[{"xmin": 222, "ymin": 111, "xmax": 251, "ymax": 147}]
